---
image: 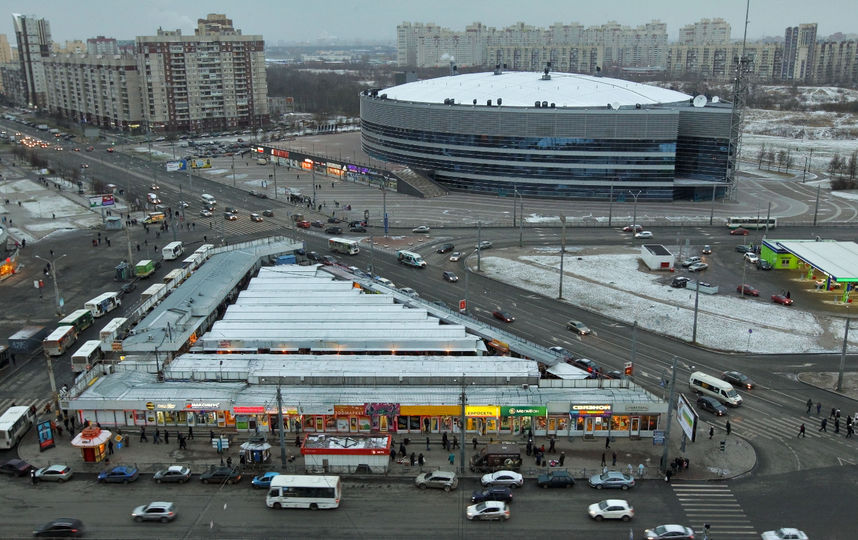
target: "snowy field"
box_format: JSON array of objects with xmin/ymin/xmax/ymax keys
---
[{"xmin": 478, "ymin": 248, "xmax": 857, "ymax": 354}]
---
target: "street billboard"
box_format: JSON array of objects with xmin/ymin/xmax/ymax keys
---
[
  {"xmin": 88, "ymin": 194, "xmax": 115, "ymax": 207},
  {"xmin": 676, "ymin": 393, "xmax": 698, "ymax": 442},
  {"xmin": 165, "ymin": 160, "xmax": 185, "ymax": 172}
]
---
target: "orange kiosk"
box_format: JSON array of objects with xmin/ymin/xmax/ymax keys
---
[{"xmin": 70, "ymin": 426, "xmax": 112, "ymax": 463}]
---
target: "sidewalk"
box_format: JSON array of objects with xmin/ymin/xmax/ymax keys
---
[{"xmin": 16, "ymin": 424, "xmax": 755, "ymax": 483}]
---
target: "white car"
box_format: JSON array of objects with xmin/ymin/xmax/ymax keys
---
[
  {"xmin": 634, "ymin": 231, "xmax": 653, "ymax": 239},
  {"xmin": 466, "ymin": 501, "xmax": 510, "ymax": 521},
  {"xmin": 480, "ymin": 470, "xmax": 524, "ymax": 488},
  {"xmin": 760, "ymin": 528, "xmax": 809, "ymax": 540},
  {"xmin": 399, "ymin": 287, "xmax": 419, "ymax": 298},
  {"xmin": 681, "ymin": 256, "xmax": 702, "ymax": 267},
  {"xmin": 566, "ymin": 320, "xmax": 592, "ymax": 335},
  {"xmin": 476, "ymin": 240, "xmax": 493, "ymax": 250},
  {"xmin": 412, "ymin": 225, "xmax": 430, "ymax": 233},
  {"xmin": 34, "ymin": 464, "xmax": 73, "ymax": 482},
  {"xmin": 588, "ymin": 499, "xmax": 634, "ymax": 521},
  {"xmin": 688, "ymin": 262, "xmax": 709, "ymax": 272},
  {"xmin": 449, "ymin": 252, "xmax": 462, "ymax": 262},
  {"xmin": 744, "ymin": 252, "xmax": 760, "ymax": 264}
]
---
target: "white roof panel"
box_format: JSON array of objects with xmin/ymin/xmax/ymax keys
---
[{"xmin": 772, "ymin": 240, "xmax": 858, "ymax": 280}]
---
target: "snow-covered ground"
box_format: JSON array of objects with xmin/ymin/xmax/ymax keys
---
[{"xmin": 477, "ymin": 247, "xmax": 856, "ymax": 354}]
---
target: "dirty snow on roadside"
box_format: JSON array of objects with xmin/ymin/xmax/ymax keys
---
[{"xmin": 478, "ymin": 249, "xmax": 856, "ymax": 354}]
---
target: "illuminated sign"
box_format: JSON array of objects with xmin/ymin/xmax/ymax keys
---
[
  {"xmin": 465, "ymin": 406, "xmax": 500, "ymax": 417},
  {"xmin": 334, "ymin": 405, "xmax": 366, "ymax": 416},
  {"xmin": 233, "ymin": 406, "xmax": 265, "ymax": 414},
  {"xmin": 185, "ymin": 402, "xmax": 221, "ymax": 410},
  {"xmin": 501, "ymin": 406, "xmax": 547, "ymax": 417},
  {"xmin": 570, "ymin": 404, "xmax": 612, "ymax": 417}
]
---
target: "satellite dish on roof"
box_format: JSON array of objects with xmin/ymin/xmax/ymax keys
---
[
  {"xmin": 610, "ymin": 102, "xmax": 621, "ymax": 111},
  {"xmin": 692, "ymin": 95, "xmax": 707, "ymax": 108},
  {"xmin": 712, "ymin": 96, "xmax": 720, "ymax": 103}
]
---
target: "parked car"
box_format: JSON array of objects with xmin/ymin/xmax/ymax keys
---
[
  {"xmin": 97, "ymin": 465, "xmax": 139, "ymax": 484},
  {"xmin": 399, "ymin": 287, "xmax": 419, "ymax": 298},
  {"xmin": 131, "ymin": 501, "xmax": 177, "ymax": 523},
  {"xmin": 153, "ymin": 465, "xmax": 191, "ymax": 484},
  {"xmin": 566, "ymin": 319, "xmax": 592, "ymax": 335},
  {"xmin": 756, "ymin": 259, "xmax": 773, "ymax": 270},
  {"xmin": 0, "ymin": 458, "xmax": 34, "ymax": 476},
  {"xmin": 34, "ymin": 464, "xmax": 73, "ymax": 482},
  {"xmin": 262, "ymin": 209, "xmax": 274, "ymax": 217},
  {"xmin": 701, "ymin": 245, "xmax": 712, "ymax": 254},
  {"xmin": 588, "ymin": 499, "xmax": 634, "ymax": 521},
  {"xmin": 327, "ymin": 217, "xmax": 342, "ymax": 224},
  {"xmin": 743, "ymin": 252, "xmax": 760, "ymax": 264},
  {"xmin": 412, "ymin": 225, "xmax": 431, "ymax": 233},
  {"xmin": 696, "ymin": 396, "xmax": 727, "ymax": 416},
  {"xmin": 250, "ymin": 213, "xmax": 263, "ymax": 222},
  {"xmin": 634, "ymin": 231, "xmax": 653, "ymax": 239},
  {"xmin": 476, "ymin": 240, "xmax": 493, "ymax": 250},
  {"xmin": 537, "ymin": 470, "xmax": 575, "ymax": 488},
  {"xmin": 573, "ymin": 358, "xmax": 601, "ymax": 375},
  {"xmin": 471, "ymin": 486, "xmax": 513, "ymax": 503},
  {"xmin": 306, "ymin": 251, "xmax": 322, "ymax": 262},
  {"xmin": 324, "ymin": 226, "xmax": 342, "ymax": 235},
  {"xmin": 735, "ymin": 244, "xmax": 753, "ymax": 253},
  {"xmin": 415, "ymin": 470, "xmax": 458, "ymax": 491},
  {"xmin": 436, "ymin": 243, "xmax": 455, "ymax": 253},
  {"xmin": 722, "ymin": 371, "xmax": 755, "ymax": 389},
  {"xmin": 481, "ymin": 470, "xmax": 524, "ymax": 488},
  {"xmin": 33, "ymin": 518, "xmax": 84, "ymax": 537},
  {"xmin": 760, "ymin": 528, "xmax": 809, "ymax": 540},
  {"xmin": 644, "ymin": 524, "xmax": 696, "ymax": 539},
  {"xmin": 251, "ymin": 471, "xmax": 280, "ymax": 488},
  {"xmin": 311, "ymin": 220, "xmax": 324, "ymax": 228},
  {"xmin": 465, "ymin": 501, "xmax": 510, "ymax": 521},
  {"xmin": 772, "ymin": 294, "xmax": 794, "ymax": 306},
  {"xmin": 449, "ymin": 252, "xmax": 462, "ymax": 262},
  {"xmin": 688, "ymin": 262, "xmax": 708, "ymax": 272},
  {"xmin": 200, "ymin": 466, "xmax": 241, "ymax": 484},
  {"xmin": 349, "ymin": 225, "xmax": 367, "ymax": 233},
  {"xmin": 671, "ymin": 276, "xmax": 690, "ymax": 288},
  {"xmin": 321, "ymin": 255, "xmax": 338, "ymax": 266},
  {"xmin": 443, "ymin": 271, "xmax": 459, "ymax": 282},
  {"xmin": 622, "ymin": 224, "xmax": 643, "ymax": 232},
  {"xmin": 492, "ymin": 310, "xmax": 515, "ymax": 323},
  {"xmin": 120, "ymin": 282, "xmax": 137, "ymax": 295},
  {"xmin": 588, "ymin": 471, "xmax": 635, "ymax": 490},
  {"xmin": 296, "ymin": 220, "xmax": 311, "ymax": 228},
  {"xmin": 736, "ymin": 284, "xmax": 760, "ymax": 296},
  {"xmin": 681, "ymin": 256, "xmax": 702, "ymax": 267}
]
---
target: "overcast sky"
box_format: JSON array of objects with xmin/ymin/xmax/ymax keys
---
[{"xmin": 5, "ymin": 0, "xmax": 855, "ymax": 45}]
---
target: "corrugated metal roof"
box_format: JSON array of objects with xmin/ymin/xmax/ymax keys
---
[{"xmin": 770, "ymin": 240, "xmax": 858, "ymax": 280}]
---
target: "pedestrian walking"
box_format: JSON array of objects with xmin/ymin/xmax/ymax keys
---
[
  {"xmin": 806, "ymin": 399, "xmax": 813, "ymax": 414},
  {"xmin": 601, "ymin": 453, "xmax": 606, "ymax": 467},
  {"xmin": 559, "ymin": 452, "xmax": 566, "ymax": 466},
  {"xmin": 627, "ymin": 463, "xmax": 634, "ymax": 476},
  {"xmin": 535, "ymin": 453, "xmax": 542, "ymax": 466},
  {"xmin": 139, "ymin": 427, "xmax": 148, "ymax": 442},
  {"xmin": 526, "ymin": 440, "xmax": 532, "ymax": 456},
  {"xmin": 819, "ymin": 418, "xmax": 828, "ymax": 432},
  {"xmin": 725, "ymin": 420, "xmax": 732, "ymax": 435},
  {"xmin": 108, "ymin": 438, "xmax": 114, "ymax": 454},
  {"xmin": 817, "ymin": 402, "xmax": 822, "ymax": 415},
  {"xmin": 425, "ymin": 437, "xmax": 430, "ymax": 450},
  {"xmin": 473, "ymin": 437, "xmax": 478, "ymax": 450},
  {"xmin": 399, "ymin": 442, "xmax": 406, "ymax": 458},
  {"xmin": 612, "ymin": 452, "xmax": 617, "ymax": 466},
  {"xmin": 188, "ymin": 427, "xmax": 194, "ymax": 439},
  {"xmin": 831, "ymin": 407, "xmax": 837, "ymax": 419},
  {"xmin": 798, "ymin": 424, "xmax": 806, "ymax": 438},
  {"xmin": 549, "ymin": 437, "xmax": 556, "ymax": 453},
  {"xmin": 153, "ymin": 428, "xmax": 161, "ymax": 444},
  {"xmin": 442, "ymin": 432, "xmax": 448, "ymax": 448},
  {"xmin": 638, "ymin": 463, "xmax": 645, "ymax": 478},
  {"xmin": 847, "ymin": 425, "xmax": 854, "ymax": 438},
  {"xmin": 56, "ymin": 425, "xmax": 63, "ymax": 437},
  {"xmin": 31, "ymin": 468, "xmax": 37, "ymax": 485},
  {"xmin": 410, "ymin": 452, "xmax": 416, "ymax": 466},
  {"xmin": 448, "ymin": 453, "xmax": 455, "ymax": 466},
  {"xmin": 709, "ymin": 425, "xmax": 714, "ymax": 439},
  {"xmin": 834, "ymin": 418, "xmax": 840, "ymax": 434},
  {"xmin": 452, "ymin": 436, "xmax": 459, "ymax": 448},
  {"xmin": 665, "ymin": 469, "xmax": 672, "ymax": 483},
  {"xmin": 210, "ymin": 430, "xmax": 215, "ymax": 442},
  {"xmin": 605, "ymin": 437, "xmax": 611, "ymax": 449},
  {"xmin": 418, "ymin": 453, "xmax": 425, "ymax": 467},
  {"xmin": 226, "ymin": 456, "xmax": 233, "ymax": 468},
  {"xmin": 390, "ymin": 448, "xmax": 396, "ymax": 461},
  {"xmin": 164, "ymin": 430, "xmax": 169, "ymax": 444}
]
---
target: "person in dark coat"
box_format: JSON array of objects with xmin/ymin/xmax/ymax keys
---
[{"xmin": 390, "ymin": 448, "xmax": 396, "ymax": 461}]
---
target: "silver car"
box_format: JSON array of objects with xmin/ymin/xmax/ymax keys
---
[
  {"xmin": 415, "ymin": 470, "xmax": 458, "ymax": 491},
  {"xmin": 131, "ymin": 501, "xmax": 176, "ymax": 523},
  {"xmin": 34, "ymin": 464, "xmax": 73, "ymax": 482}
]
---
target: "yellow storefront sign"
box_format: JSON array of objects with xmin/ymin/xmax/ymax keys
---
[
  {"xmin": 465, "ymin": 406, "xmax": 500, "ymax": 417},
  {"xmin": 400, "ymin": 405, "xmax": 460, "ymax": 416}
]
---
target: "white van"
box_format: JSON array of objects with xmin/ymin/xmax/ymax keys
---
[
  {"xmin": 689, "ymin": 371, "xmax": 743, "ymax": 407},
  {"xmin": 162, "ymin": 241, "xmax": 184, "ymax": 261},
  {"xmin": 375, "ymin": 277, "xmax": 395, "ymax": 288},
  {"xmin": 201, "ymin": 193, "xmax": 217, "ymax": 207},
  {"xmin": 396, "ymin": 250, "xmax": 427, "ymax": 268}
]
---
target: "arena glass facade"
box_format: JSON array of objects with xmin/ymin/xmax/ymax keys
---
[{"xmin": 359, "ymin": 76, "xmax": 732, "ymax": 201}]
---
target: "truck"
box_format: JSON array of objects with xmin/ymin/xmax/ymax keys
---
[
  {"xmin": 135, "ymin": 259, "xmax": 155, "ymax": 279},
  {"xmin": 469, "ymin": 443, "xmax": 522, "ymax": 473}
]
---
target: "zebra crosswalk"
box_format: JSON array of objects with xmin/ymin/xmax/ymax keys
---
[
  {"xmin": 0, "ymin": 397, "xmax": 54, "ymax": 417},
  {"xmin": 672, "ymin": 482, "xmax": 758, "ymax": 539},
  {"xmin": 704, "ymin": 412, "xmax": 854, "ymax": 442}
]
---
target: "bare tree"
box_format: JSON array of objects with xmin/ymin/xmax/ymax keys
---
[
  {"xmin": 829, "ymin": 153, "xmax": 843, "ymax": 178},
  {"xmin": 849, "ymin": 151, "xmax": 858, "ymax": 182},
  {"xmin": 757, "ymin": 143, "xmax": 767, "ymax": 169},
  {"xmin": 776, "ymin": 150, "xmax": 787, "ymax": 172}
]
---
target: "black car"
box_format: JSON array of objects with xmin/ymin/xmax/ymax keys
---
[
  {"xmin": 33, "ymin": 518, "xmax": 84, "ymax": 537},
  {"xmin": 350, "ymin": 226, "xmax": 367, "ymax": 233},
  {"xmin": 735, "ymin": 244, "xmax": 753, "ymax": 253},
  {"xmin": 307, "ymin": 251, "xmax": 322, "ymax": 262},
  {"xmin": 537, "ymin": 470, "xmax": 575, "ymax": 488},
  {"xmin": 696, "ymin": 396, "xmax": 727, "ymax": 416},
  {"xmin": 120, "ymin": 282, "xmax": 137, "ymax": 295},
  {"xmin": 573, "ymin": 358, "xmax": 601, "ymax": 375},
  {"xmin": 325, "ymin": 226, "xmax": 343, "ymax": 235},
  {"xmin": 321, "ymin": 256, "xmax": 338, "ymax": 266},
  {"xmin": 0, "ymin": 458, "xmax": 34, "ymax": 476},
  {"xmin": 262, "ymin": 209, "xmax": 274, "ymax": 217},
  {"xmin": 200, "ymin": 466, "xmax": 241, "ymax": 484},
  {"xmin": 471, "ymin": 486, "xmax": 513, "ymax": 503},
  {"xmin": 756, "ymin": 259, "xmax": 773, "ymax": 270},
  {"xmin": 671, "ymin": 276, "xmax": 690, "ymax": 288},
  {"xmin": 436, "ymin": 243, "xmax": 455, "ymax": 254},
  {"xmin": 327, "ymin": 217, "xmax": 342, "ymax": 224},
  {"xmin": 722, "ymin": 371, "xmax": 755, "ymax": 389}
]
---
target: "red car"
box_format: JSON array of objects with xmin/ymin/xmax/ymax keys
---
[
  {"xmin": 772, "ymin": 294, "xmax": 793, "ymax": 306},
  {"xmin": 492, "ymin": 310, "xmax": 515, "ymax": 323},
  {"xmin": 622, "ymin": 224, "xmax": 643, "ymax": 232},
  {"xmin": 736, "ymin": 284, "xmax": 760, "ymax": 296},
  {"xmin": 730, "ymin": 227, "xmax": 750, "ymax": 236},
  {"xmin": 106, "ymin": 147, "xmax": 115, "ymax": 153},
  {"xmin": 296, "ymin": 220, "xmax": 311, "ymax": 229}
]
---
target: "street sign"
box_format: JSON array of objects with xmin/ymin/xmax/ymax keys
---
[{"xmin": 459, "ymin": 299, "xmax": 466, "ymax": 311}]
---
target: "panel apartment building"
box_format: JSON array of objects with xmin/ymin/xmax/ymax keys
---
[{"xmin": 12, "ymin": 13, "xmax": 51, "ymax": 108}]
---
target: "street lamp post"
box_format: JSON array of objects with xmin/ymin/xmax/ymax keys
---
[
  {"xmin": 34, "ymin": 253, "xmax": 67, "ymax": 316},
  {"xmin": 558, "ymin": 216, "xmax": 566, "ymax": 299},
  {"xmin": 629, "ymin": 190, "xmax": 642, "ymax": 229}
]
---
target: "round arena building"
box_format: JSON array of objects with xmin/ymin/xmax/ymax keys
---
[{"xmin": 360, "ymin": 70, "xmax": 732, "ymax": 201}]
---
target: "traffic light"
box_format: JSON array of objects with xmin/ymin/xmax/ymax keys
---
[{"xmin": 624, "ymin": 362, "xmax": 633, "ymax": 376}]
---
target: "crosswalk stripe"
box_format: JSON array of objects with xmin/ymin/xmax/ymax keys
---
[
  {"xmin": 672, "ymin": 482, "xmax": 758, "ymax": 539},
  {"xmin": 0, "ymin": 397, "xmax": 52, "ymax": 415},
  {"xmin": 703, "ymin": 413, "xmax": 853, "ymax": 442}
]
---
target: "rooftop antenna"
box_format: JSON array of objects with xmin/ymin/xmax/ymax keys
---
[{"xmin": 727, "ymin": 0, "xmax": 752, "ymax": 201}]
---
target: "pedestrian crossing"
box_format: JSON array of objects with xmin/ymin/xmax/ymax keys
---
[
  {"xmin": 0, "ymin": 397, "xmax": 54, "ymax": 417},
  {"xmin": 704, "ymin": 412, "xmax": 855, "ymax": 443},
  {"xmin": 672, "ymin": 482, "xmax": 758, "ymax": 539}
]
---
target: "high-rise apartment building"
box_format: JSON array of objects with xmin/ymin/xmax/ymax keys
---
[
  {"xmin": 136, "ymin": 13, "xmax": 268, "ymax": 132},
  {"xmin": 86, "ymin": 36, "xmax": 119, "ymax": 55},
  {"xmin": 12, "ymin": 13, "xmax": 52, "ymax": 108},
  {"xmin": 678, "ymin": 18, "xmax": 731, "ymax": 45},
  {"xmin": 0, "ymin": 34, "xmax": 14, "ymax": 63},
  {"xmin": 782, "ymin": 23, "xmax": 817, "ymax": 81}
]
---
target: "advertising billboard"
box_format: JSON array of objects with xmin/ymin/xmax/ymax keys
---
[
  {"xmin": 676, "ymin": 393, "xmax": 698, "ymax": 442},
  {"xmin": 88, "ymin": 194, "xmax": 115, "ymax": 208}
]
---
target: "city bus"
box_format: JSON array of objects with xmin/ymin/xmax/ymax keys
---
[
  {"xmin": 43, "ymin": 326, "xmax": 78, "ymax": 357},
  {"xmin": 59, "ymin": 309, "xmax": 94, "ymax": 333},
  {"xmin": 99, "ymin": 317, "xmax": 128, "ymax": 353},
  {"xmin": 0, "ymin": 406, "xmax": 36, "ymax": 449},
  {"xmin": 726, "ymin": 216, "xmax": 778, "ymax": 230},
  {"xmin": 162, "ymin": 241, "xmax": 184, "ymax": 261},
  {"xmin": 329, "ymin": 238, "xmax": 360, "ymax": 255},
  {"xmin": 71, "ymin": 340, "xmax": 104, "ymax": 373},
  {"xmin": 266, "ymin": 475, "xmax": 342, "ymax": 510},
  {"xmin": 84, "ymin": 292, "xmax": 121, "ymax": 318}
]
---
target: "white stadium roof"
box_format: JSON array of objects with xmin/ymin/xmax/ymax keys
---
[{"xmin": 379, "ymin": 71, "xmax": 692, "ymax": 108}]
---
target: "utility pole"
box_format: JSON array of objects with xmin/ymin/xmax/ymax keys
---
[
  {"xmin": 764, "ymin": 201, "xmax": 772, "ymax": 235},
  {"xmin": 125, "ymin": 222, "xmax": 135, "ymax": 268},
  {"xmin": 512, "ymin": 184, "xmax": 517, "ymax": 227},
  {"xmin": 558, "ymin": 216, "xmax": 566, "ymax": 299},
  {"xmin": 813, "ymin": 185, "xmax": 821, "ymax": 227},
  {"xmin": 35, "ymin": 253, "xmax": 66, "ymax": 316},
  {"xmin": 837, "ymin": 318, "xmax": 850, "ymax": 392},
  {"xmin": 692, "ymin": 279, "xmax": 701, "ymax": 343},
  {"xmin": 709, "ymin": 184, "xmax": 716, "ymax": 226},
  {"xmin": 476, "ymin": 221, "xmax": 482, "ymax": 272},
  {"xmin": 518, "ymin": 195, "xmax": 524, "ymax": 248},
  {"xmin": 232, "ymin": 155, "xmax": 236, "ymax": 187},
  {"xmin": 660, "ymin": 356, "xmax": 679, "ymax": 473},
  {"xmin": 276, "ymin": 385, "xmax": 288, "ymax": 467},
  {"xmin": 630, "ymin": 190, "xmax": 641, "ymax": 229},
  {"xmin": 608, "ymin": 184, "xmax": 614, "ymax": 227},
  {"xmin": 43, "ymin": 350, "xmax": 60, "ymax": 413},
  {"xmin": 272, "ymin": 160, "xmax": 277, "ymax": 200},
  {"xmin": 382, "ymin": 181, "xmax": 388, "ymax": 237},
  {"xmin": 459, "ymin": 375, "xmax": 467, "ymax": 474}
]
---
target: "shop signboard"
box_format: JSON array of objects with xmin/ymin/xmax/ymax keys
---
[
  {"xmin": 334, "ymin": 405, "xmax": 366, "ymax": 416},
  {"xmin": 465, "ymin": 406, "xmax": 500, "ymax": 417},
  {"xmin": 184, "ymin": 401, "xmax": 222, "ymax": 410},
  {"xmin": 364, "ymin": 403, "xmax": 400, "ymax": 416},
  {"xmin": 501, "ymin": 406, "xmax": 547, "ymax": 417},
  {"xmin": 652, "ymin": 430, "xmax": 665, "ymax": 446},
  {"xmin": 570, "ymin": 404, "xmax": 612, "ymax": 417},
  {"xmin": 233, "ymin": 406, "xmax": 265, "ymax": 414}
]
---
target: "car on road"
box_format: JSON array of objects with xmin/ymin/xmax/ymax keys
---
[
  {"xmin": 153, "ymin": 465, "xmax": 191, "ymax": 484},
  {"xmin": 250, "ymin": 213, "xmax": 263, "ymax": 222},
  {"xmin": 311, "ymin": 220, "xmax": 323, "ymax": 228},
  {"xmin": 722, "ymin": 371, "xmax": 755, "ymax": 389},
  {"xmin": 349, "ymin": 225, "xmax": 367, "ymax": 232},
  {"xmin": 696, "ymin": 396, "xmax": 727, "ymax": 416},
  {"xmin": 644, "ymin": 524, "xmax": 696, "ymax": 539},
  {"xmin": 86, "ymin": 146, "xmax": 94, "ymax": 151},
  {"xmin": 688, "ymin": 262, "xmax": 708, "ymax": 272},
  {"xmin": 306, "ymin": 251, "xmax": 321, "ymax": 262},
  {"xmin": 131, "ymin": 501, "xmax": 177, "ymax": 523},
  {"xmin": 736, "ymin": 284, "xmax": 760, "ymax": 296},
  {"xmin": 537, "ymin": 470, "xmax": 575, "ymax": 488},
  {"xmin": 622, "ymin": 224, "xmax": 643, "ymax": 232},
  {"xmin": 33, "ymin": 518, "xmax": 84, "ymax": 537},
  {"xmin": 634, "ymin": 231, "xmax": 653, "ymax": 239},
  {"xmin": 296, "ymin": 220, "xmax": 311, "ymax": 228},
  {"xmin": 324, "ymin": 226, "xmax": 342, "ymax": 235},
  {"xmin": 730, "ymin": 227, "xmax": 750, "ymax": 235},
  {"xmin": 200, "ymin": 209, "xmax": 213, "ymax": 217},
  {"xmin": 566, "ymin": 319, "xmax": 592, "ymax": 335},
  {"xmin": 34, "ymin": 464, "xmax": 73, "ymax": 482},
  {"xmin": 412, "ymin": 225, "xmax": 431, "ymax": 233},
  {"xmin": 756, "ymin": 259, "xmax": 773, "ymax": 270},
  {"xmin": 701, "ymin": 245, "xmax": 712, "ymax": 254},
  {"xmin": 681, "ymin": 256, "xmax": 702, "ymax": 268},
  {"xmin": 760, "ymin": 528, "xmax": 809, "ymax": 540},
  {"xmin": 588, "ymin": 471, "xmax": 635, "ymax": 490},
  {"xmin": 151, "ymin": 184, "xmax": 160, "ymax": 191},
  {"xmin": 743, "ymin": 252, "xmax": 760, "ymax": 264},
  {"xmin": 177, "ymin": 200, "xmax": 189, "ymax": 208},
  {"xmin": 481, "ymin": 470, "xmax": 524, "ymax": 488},
  {"xmin": 449, "ymin": 252, "xmax": 462, "ymax": 262},
  {"xmin": 671, "ymin": 276, "xmax": 690, "ymax": 288},
  {"xmin": 251, "ymin": 471, "xmax": 280, "ymax": 488},
  {"xmin": 492, "ymin": 310, "xmax": 515, "ymax": 323},
  {"xmin": 735, "ymin": 244, "xmax": 753, "ymax": 253},
  {"xmin": 224, "ymin": 212, "xmax": 237, "ymax": 221},
  {"xmin": 471, "ymin": 486, "xmax": 513, "ymax": 503},
  {"xmin": 436, "ymin": 243, "xmax": 455, "ymax": 253},
  {"xmin": 321, "ymin": 255, "xmax": 338, "ymax": 266},
  {"xmin": 772, "ymin": 294, "xmax": 794, "ymax": 306},
  {"xmin": 262, "ymin": 209, "xmax": 274, "ymax": 217},
  {"xmin": 327, "ymin": 217, "xmax": 342, "ymax": 224},
  {"xmin": 97, "ymin": 465, "xmax": 139, "ymax": 484},
  {"xmin": 573, "ymin": 358, "xmax": 601, "ymax": 375},
  {"xmin": 80, "ymin": 163, "xmax": 88, "ymax": 168},
  {"xmin": 415, "ymin": 470, "xmax": 458, "ymax": 491},
  {"xmin": 443, "ymin": 271, "xmax": 459, "ymax": 282},
  {"xmin": 476, "ymin": 240, "xmax": 493, "ymax": 250},
  {"xmin": 200, "ymin": 466, "xmax": 241, "ymax": 484},
  {"xmin": 399, "ymin": 287, "xmax": 419, "ymax": 298},
  {"xmin": 0, "ymin": 458, "xmax": 34, "ymax": 476},
  {"xmin": 465, "ymin": 501, "xmax": 510, "ymax": 521},
  {"xmin": 120, "ymin": 282, "xmax": 137, "ymax": 295},
  {"xmin": 588, "ymin": 499, "xmax": 634, "ymax": 521}
]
